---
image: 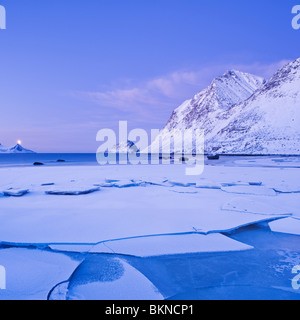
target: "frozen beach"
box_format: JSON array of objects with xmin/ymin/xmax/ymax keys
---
[{"xmin": 0, "ymin": 155, "xmax": 299, "ymax": 300}]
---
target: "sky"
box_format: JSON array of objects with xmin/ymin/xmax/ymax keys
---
[{"xmin": 0, "ymin": 0, "xmax": 299, "ymax": 153}]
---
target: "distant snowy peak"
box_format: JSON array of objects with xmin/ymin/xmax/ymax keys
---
[
  {"xmin": 0, "ymin": 143, "xmax": 35, "ymax": 153},
  {"xmin": 110, "ymin": 140, "xmax": 139, "ymax": 154}
]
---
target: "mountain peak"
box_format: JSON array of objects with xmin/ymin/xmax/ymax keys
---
[
  {"xmin": 0, "ymin": 143, "xmax": 35, "ymax": 153},
  {"xmin": 149, "ymin": 57, "xmax": 300, "ymax": 155}
]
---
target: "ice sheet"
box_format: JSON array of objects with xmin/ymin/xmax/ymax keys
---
[
  {"xmin": 0, "ymin": 165, "xmax": 296, "ymax": 244},
  {"xmin": 222, "ymin": 198, "xmax": 292, "ymax": 215},
  {"xmin": 272, "ymin": 184, "xmax": 300, "ymax": 193},
  {"xmin": 2, "ymin": 189, "xmax": 29, "ymax": 197},
  {"xmin": 45, "ymin": 185, "xmax": 100, "ymax": 195},
  {"xmin": 67, "ymin": 256, "xmax": 164, "ymax": 300},
  {"xmin": 221, "ymin": 186, "xmax": 277, "ymax": 196},
  {"xmin": 269, "ymin": 218, "xmax": 300, "ymax": 236},
  {"xmin": 91, "ymin": 233, "xmax": 253, "ymax": 257},
  {"xmin": 0, "ymin": 248, "xmax": 81, "ymax": 300}
]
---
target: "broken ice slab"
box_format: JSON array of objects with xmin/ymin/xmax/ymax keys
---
[
  {"xmin": 91, "ymin": 233, "xmax": 253, "ymax": 257},
  {"xmin": 195, "ymin": 181, "xmax": 222, "ymax": 189},
  {"xmin": 248, "ymin": 182, "xmax": 263, "ymax": 186},
  {"xmin": 0, "ymin": 248, "xmax": 81, "ymax": 300},
  {"xmin": 269, "ymin": 217, "xmax": 300, "ymax": 236},
  {"xmin": 2, "ymin": 188, "xmax": 29, "ymax": 197},
  {"xmin": 96, "ymin": 179, "xmax": 143, "ymax": 188},
  {"xmin": 220, "ymin": 181, "xmax": 249, "ymax": 187},
  {"xmin": 45, "ymin": 185, "xmax": 100, "ymax": 195},
  {"xmin": 222, "ymin": 198, "xmax": 292, "ymax": 216},
  {"xmin": 0, "ymin": 204, "xmax": 287, "ymax": 244},
  {"xmin": 221, "ymin": 186, "xmax": 277, "ymax": 196},
  {"xmin": 139, "ymin": 178, "xmax": 169, "ymax": 186},
  {"xmin": 67, "ymin": 256, "xmax": 164, "ymax": 300},
  {"xmin": 272, "ymin": 184, "xmax": 300, "ymax": 193},
  {"xmin": 167, "ymin": 180, "xmax": 197, "ymax": 188}
]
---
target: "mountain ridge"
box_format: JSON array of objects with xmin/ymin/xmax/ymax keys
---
[
  {"xmin": 148, "ymin": 58, "xmax": 300, "ymax": 155},
  {"xmin": 0, "ymin": 143, "xmax": 35, "ymax": 153}
]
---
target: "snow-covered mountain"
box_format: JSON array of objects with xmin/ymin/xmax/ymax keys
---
[
  {"xmin": 206, "ymin": 58, "xmax": 300, "ymax": 154},
  {"xmin": 148, "ymin": 70, "xmax": 265, "ymax": 154},
  {"xmin": 149, "ymin": 58, "xmax": 300, "ymax": 155},
  {"xmin": 0, "ymin": 143, "xmax": 35, "ymax": 153}
]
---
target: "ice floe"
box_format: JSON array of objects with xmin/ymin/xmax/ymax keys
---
[
  {"xmin": 2, "ymin": 188, "xmax": 29, "ymax": 197},
  {"xmin": 97, "ymin": 179, "xmax": 143, "ymax": 188},
  {"xmin": 0, "ymin": 200, "xmax": 286, "ymax": 244},
  {"xmin": 195, "ymin": 181, "xmax": 222, "ymax": 189},
  {"xmin": 222, "ymin": 198, "xmax": 292, "ymax": 215},
  {"xmin": 272, "ymin": 184, "xmax": 300, "ymax": 193},
  {"xmin": 167, "ymin": 180, "xmax": 196, "ymax": 188},
  {"xmin": 45, "ymin": 185, "xmax": 100, "ymax": 196},
  {"xmin": 221, "ymin": 185, "xmax": 277, "ymax": 196},
  {"xmin": 269, "ymin": 217, "xmax": 300, "ymax": 236},
  {"xmin": 0, "ymin": 248, "xmax": 81, "ymax": 300},
  {"xmin": 91, "ymin": 233, "xmax": 253, "ymax": 257},
  {"xmin": 66, "ymin": 256, "xmax": 164, "ymax": 300}
]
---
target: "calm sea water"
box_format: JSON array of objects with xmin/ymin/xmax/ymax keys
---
[
  {"xmin": 0, "ymin": 153, "xmax": 100, "ymax": 167},
  {"xmin": 1, "ymin": 153, "xmax": 298, "ymax": 168},
  {"xmin": 0, "ymin": 153, "xmax": 162, "ymax": 167}
]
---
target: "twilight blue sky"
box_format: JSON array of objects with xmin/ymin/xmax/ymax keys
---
[{"xmin": 0, "ymin": 0, "xmax": 299, "ymax": 152}]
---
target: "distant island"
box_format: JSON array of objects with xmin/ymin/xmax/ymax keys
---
[{"xmin": 0, "ymin": 143, "xmax": 35, "ymax": 154}]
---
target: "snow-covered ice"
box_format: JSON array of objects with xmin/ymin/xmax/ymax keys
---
[
  {"xmin": 66, "ymin": 256, "xmax": 164, "ymax": 300},
  {"xmin": 269, "ymin": 218, "xmax": 300, "ymax": 236},
  {"xmin": 45, "ymin": 185, "xmax": 100, "ymax": 196},
  {"xmin": 0, "ymin": 156, "xmax": 299, "ymax": 300},
  {"xmin": 0, "ymin": 248, "xmax": 82, "ymax": 300},
  {"xmin": 221, "ymin": 185, "xmax": 277, "ymax": 196},
  {"xmin": 91, "ymin": 233, "xmax": 253, "ymax": 257},
  {"xmin": 222, "ymin": 198, "xmax": 292, "ymax": 215},
  {"xmin": 1, "ymin": 188, "xmax": 29, "ymax": 197}
]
